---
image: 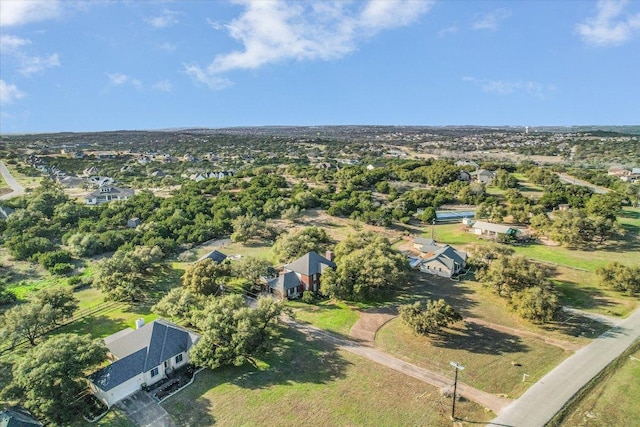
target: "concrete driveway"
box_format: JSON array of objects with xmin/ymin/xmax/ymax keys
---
[{"xmin": 116, "ymin": 391, "xmax": 176, "ymax": 427}]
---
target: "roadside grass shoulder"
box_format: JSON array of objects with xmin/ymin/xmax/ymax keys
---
[
  {"xmin": 559, "ymin": 347, "xmax": 640, "ymax": 426},
  {"xmin": 163, "ymin": 326, "xmax": 491, "ymax": 426},
  {"xmin": 376, "ymin": 318, "xmax": 570, "ymax": 399}
]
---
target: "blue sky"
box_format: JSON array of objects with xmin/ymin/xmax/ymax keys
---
[{"xmin": 1, "ymin": 0, "xmax": 639, "ymax": 133}]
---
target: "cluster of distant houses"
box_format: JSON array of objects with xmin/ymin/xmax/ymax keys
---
[{"xmin": 608, "ymin": 166, "xmax": 640, "ymax": 183}]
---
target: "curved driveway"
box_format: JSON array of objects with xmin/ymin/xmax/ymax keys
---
[{"xmin": 0, "ymin": 160, "xmax": 25, "ymax": 200}]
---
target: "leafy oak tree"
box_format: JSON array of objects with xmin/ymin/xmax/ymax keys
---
[
  {"xmin": 322, "ymin": 232, "xmax": 409, "ymax": 302},
  {"xmin": 596, "ymin": 262, "xmax": 640, "ymax": 295},
  {"xmin": 272, "ymin": 226, "xmax": 331, "ymax": 262},
  {"xmin": 511, "ymin": 286, "xmax": 560, "ymax": 323},
  {"xmin": 182, "ymin": 258, "xmax": 230, "ymax": 296},
  {"xmin": 399, "ymin": 299, "xmax": 462, "ymax": 335},
  {"xmin": 476, "ymin": 254, "xmax": 547, "ymax": 298},
  {"xmin": 2, "ymin": 334, "xmax": 106, "ymax": 425},
  {"xmin": 189, "ymin": 294, "xmax": 284, "ymax": 369}
]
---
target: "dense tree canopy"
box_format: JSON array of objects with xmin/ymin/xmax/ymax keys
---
[
  {"xmin": 2, "ymin": 334, "xmax": 106, "ymax": 425},
  {"xmin": 476, "ymin": 254, "xmax": 547, "ymax": 298},
  {"xmin": 596, "ymin": 262, "xmax": 640, "ymax": 296},
  {"xmin": 510, "ymin": 286, "xmax": 559, "ymax": 323},
  {"xmin": 272, "ymin": 226, "xmax": 331, "ymax": 262},
  {"xmin": 189, "ymin": 294, "xmax": 284, "ymax": 369},
  {"xmin": 322, "ymin": 232, "xmax": 409, "ymax": 302},
  {"xmin": 182, "ymin": 258, "xmax": 230, "ymax": 296}
]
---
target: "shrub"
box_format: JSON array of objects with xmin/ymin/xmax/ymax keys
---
[{"xmin": 301, "ymin": 291, "xmax": 315, "ymax": 304}]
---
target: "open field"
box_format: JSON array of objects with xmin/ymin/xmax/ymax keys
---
[
  {"xmin": 559, "ymin": 345, "xmax": 640, "ymax": 426},
  {"xmin": 3, "ymin": 163, "xmax": 42, "ymax": 189},
  {"xmin": 163, "ymin": 326, "xmax": 492, "ymax": 427},
  {"xmin": 288, "ymin": 299, "xmax": 360, "ymax": 336},
  {"xmin": 376, "ymin": 318, "xmax": 571, "ymax": 399}
]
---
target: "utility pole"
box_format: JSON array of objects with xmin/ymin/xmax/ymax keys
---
[{"xmin": 450, "ymin": 361, "xmax": 464, "ymax": 420}]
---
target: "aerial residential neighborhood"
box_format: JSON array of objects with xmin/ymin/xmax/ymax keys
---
[{"xmin": 1, "ymin": 1, "xmax": 640, "ymax": 426}]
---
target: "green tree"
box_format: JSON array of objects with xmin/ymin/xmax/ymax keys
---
[
  {"xmin": 231, "ymin": 256, "xmax": 272, "ymax": 287},
  {"xmin": 494, "ymin": 169, "xmax": 518, "ymax": 190},
  {"xmin": 2, "ymin": 303, "xmax": 56, "ymax": 346},
  {"xmin": 399, "ymin": 299, "xmax": 462, "ymax": 335},
  {"xmin": 476, "ymin": 254, "xmax": 547, "ymax": 298},
  {"xmin": 596, "ymin": 262, "xmax": 640, "ymax": 295},
  {"xmin": 272, "ymin": 226, "xmax": 330, "ymax": 262},
  {"xmin": 231, "ymin": 213, "xmax": 274, "ymax": 242},
  {"xmin": 152, "ymin": 287, "xmax": 207, "ymax": 321},
  {"xmin": 182, "ymin": 258, "xmax": 230, "ymax": 296},
  {"xmin": 32, "ymin": 287, "xmax": 79, "ymax": 325},
  {"xmin": 322, "ymin": 233, "xmax": 409, "ymax": 302},
  {"xmin": 511, "ymin": 286, "xmax": 559, "ymax": 323},
  {"xmin": 189, "ymin": 295, "xmax": 284, "ymax": 369},
  {"xmin": 2, "ymin": 334, "xmax": 106, "ymax": 425}
]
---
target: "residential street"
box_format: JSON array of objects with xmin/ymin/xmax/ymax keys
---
[
  {"xmin": 488, "ymin": 307, "xmax": 640, "ymax": 427},
  {"xmin": 0, "ymin": 160, "xmax": 25, "ymax": 200}
]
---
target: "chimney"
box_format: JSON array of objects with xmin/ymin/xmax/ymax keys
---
[
  {"xmin": 135, "ymin": 318, "xmax": 145, "ymax": 329},
  {"xmin": 326, "ymin": 250, "xmax": 334, "ymax": 262}
]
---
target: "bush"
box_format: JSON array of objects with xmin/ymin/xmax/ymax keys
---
[
  {"xmin": 301, "ymin": 291, "xmax": 315, "ymax": 304},
  {"xmin": 50, "ymin": 263, "xmax": 74, "ymax": 276}
]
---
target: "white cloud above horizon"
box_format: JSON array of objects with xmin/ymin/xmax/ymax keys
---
[
  {"xmin": 107, "ymin": 73, "xmax": 142, "ymax": 89},
  {"xmin": 1, "ymin": 34, "xmax": 61, "ymax": 76},
  {"xmin": 463, "ymin": 77, "xmax": 555, "ymax": 98},
  {"xmin": 152, "ymin": 80, "xmax": 173, "ymax": 92},
  {"xmin": 0, "ymin": 80, "xmax": 26, "ymax": 104},
  {"xmin": 186, "ymin": 0, "xmax": 433, "ymax": 89},
  {"xmin": 472, "ymin": 8, "xmax": 511, "ymax": 31},
  {"xmin": 576, "ymin": 0, "xmax": 640, "ymax": 47},
  {"xmin": 146, "ymin": 9, "xmax": 181, "ymax": 29},
  {"xmin": 0, "ymin": 0, "xmax": 63, "ymax": 27}
]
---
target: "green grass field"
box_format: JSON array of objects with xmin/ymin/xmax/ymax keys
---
[
  {"xmin": 560, "ymin": 346, "xmax": 640, "ymax": 426},
  {"xmin": 288, "ymin": 299, "xmax": 360, "ymax": 336},
  {"xmin": 376, "ymin": 318, "xmax": 571, "ymax": 399},
  {"xmin": 163, "ymin": 326, "xmax": 492, "ymax": 426}
]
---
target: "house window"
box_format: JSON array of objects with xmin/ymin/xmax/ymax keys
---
[
  {"xmin": 175, "ymin": 354, "xmax": 183, "ymax": 364},
  {"xmin": 151, "ymin": 367, "xmax": 159, "ymax": 377}
]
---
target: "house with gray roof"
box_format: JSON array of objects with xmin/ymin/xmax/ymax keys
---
[
  {"xmin": 471, "ymin": 221, "xmax": 520, "ymax": 239},
  {"xmin": 0, "ymin": 407, "xmax": 42, "ymax": 427},
  {"xmin": 268, "ymin": 251, "xmax": 336, "ymax": 298},
  {"xmin": 88, "ymin": 319, "xmax": 199, "ymax": 407},
  {"xmin": 197, "ymin": 249, "xmax": 227, "ymax": 264},
  {"xmin": 84, "ymin": 186, "xmax": 134, "ymax": 205},
  {"xmin": 411, "ymin": 238, "xmax": 467, "ymax": 279}
]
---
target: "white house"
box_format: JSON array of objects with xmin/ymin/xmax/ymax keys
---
[
  {"xmin": 471, "ymin": 221, "xmax": 519, "ymax": 238},
  {"xmin": 411, "ymin": 238, "xmax": 467, "ymax": 278},
  {"xmin": 84, "ymin": 186, "xmax": 134, "ymax": 205},
  {"xmin": 88, "ymin": 319, "xmax": 200, "ymax": 408}
]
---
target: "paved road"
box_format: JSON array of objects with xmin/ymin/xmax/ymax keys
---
[
  {"xmin": 488, "ymin": 307, "xmax": 640, "ymax": 427},
  {"xmin": 557, "ymin": 173, "xmax": 609, "ymax": 194},
  {"xmin": 286, "ymin": 317, "xmax": 513, "ymax": 414},
  {"xmin": 0, "ymin": 160, "xmax": 25, "ymax": 200}
]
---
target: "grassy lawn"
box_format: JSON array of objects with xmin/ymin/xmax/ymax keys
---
[
  {"xmin": 376, "ymin": 318, "xmax": 571, "ymax": 399},
  {"xmin": 4, "ymin": 163, "xmax": 42, "ymax": 189},
  {"xmin": 287, "ymin": 299, "xmax": 360, "ymax": 336},
  {"xmin": 163, "ymin": 326, "xmax": 492, "ymax": 426},
  {"xmin": 560, "ymin": 346, "xmax": 640, "ymax": 426}
]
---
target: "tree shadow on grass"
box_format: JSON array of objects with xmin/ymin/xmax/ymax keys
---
[
  {"xmin": 54, "ymin": 314, "xmax": 129, "ymax": 339},
  {"xmin": 164, "ymin": 397, "xmax": 215, "ymax": 427},
  {"xmin": 554, "ymin": 280, "xmax": 617, "ymax": 311},
  {"xmin": 431, "ymin": 322, "xmax": 529, "ymax": 355},
  {"xmin": 396, "ymin": 271, "xmax": 479, "ymax": 316},
  {"xmin": 543, "ymin": 311, "xmax": 612, "ymax": 339}
]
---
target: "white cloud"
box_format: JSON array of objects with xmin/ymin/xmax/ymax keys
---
[
  {"xmin": 0, "ymin": 0, "xmax": 63, "ymax": 27},
  {"xmin": 472, "ymin": 8, "xmax": 511, "ymax": 31},
  {"xmin": 0, "ymin": 80, "xmax": 26, "ymax": 104},
  {"xmin": 187, "ymin": 0, "xmax": 433, "ymax": 89},
  {"xmin": 18, "ymin": 53, "xmax": 61, "ymax": 76},
  {"xmin": 438, "ymin": 25, "xmax": 458, "ymax": 38},
  {"xmin": 152, "ymin": 80, "xmax": 173, "ymax": 92},
  {"xmin": 1, "ymin": 34, "xmax": 60, "ymax": 76},
  {"xmin": 576, "ymin": 0, "xmax": 640, "ymax": 46},
  {"xmin": 463, "ymin": 77, "xmax": 554, "ymax": 98},
  {"xmin": 107, "ymin": 73, "xmax": 142, "ymax": 89},
  {"xmin": 146, "ymin": 9, "xmax": 181, "ymax": 29},
  {"xmin": 0, "ymin": 34, "xmax": 32, "ymax": 51},
  {"xmin": 158, "ymin": 42, "xmax": 177, "ymax": 52}
]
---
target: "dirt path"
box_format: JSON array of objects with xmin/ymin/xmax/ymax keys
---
[
  {"xmin": 285, "ymin": 317, "xmax": 513, "ymax": 414},
  {"xmin": 349, "ymin": 306, "xmax": 397, "ymax": 345}
]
